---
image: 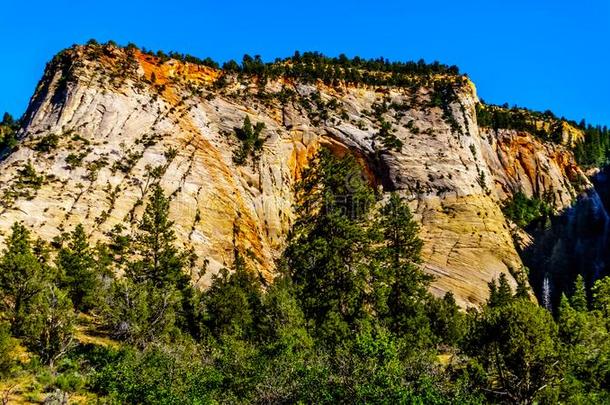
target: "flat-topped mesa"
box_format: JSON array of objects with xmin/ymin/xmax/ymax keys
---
[{"xmin": 0, "ymin": 43, "xmax": 592, "ymax": 308}]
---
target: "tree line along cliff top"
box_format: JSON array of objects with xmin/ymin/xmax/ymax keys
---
[
  {"xmin": 45, "ymin": 39, "xmax": 467, "ymax": 90},
  {"xmin": 15, "ymin": 39, "xmax": 610, "ymax": 170}
]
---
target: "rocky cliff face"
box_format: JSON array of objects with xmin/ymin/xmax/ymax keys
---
[
  {"xmin": 481, "ymin": 128, "xmax": 586, "ymax": 209},
  {"xmin": 0, "ymin": 45, "xmax": 591, "ymax": 307}
]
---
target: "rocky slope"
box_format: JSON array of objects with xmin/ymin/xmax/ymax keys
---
[{"xmin": 0, "ymin": 44, "xmax": 592, "ymax": 307}]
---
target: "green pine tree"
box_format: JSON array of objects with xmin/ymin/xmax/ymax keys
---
[
  {"xmin": 102, "ymin": 278, "xmax": 180, "ymax": 348},
  {"xmin": 377, "ymin": 193, "xmax": 433, "ymax": 346},
  {"xmin": 204, "ymin": 229, "xmax": 263, "ymax": 340},
  {"xmin": 57, "ymin": 224, "xmax": 101, "ymax": 311},
  {"xmin": 0, "ymin": 223, "xmax": 49, "ymax": 335},
  {"xmin": 592, "ymin": 276, "xmax": 610, "ymax": 320},
  {"xmin": 487, "ymin": 273, "xmax": 513, "ymax": 307},
  {"xmin": 258, "ymin": 276, "xmax": 313, "ymax": 352},
  {"xmin": 514, "ymin": 269, "xmax": 531, "ymax": 300},
  {"xmin": 557, "ymin": 289, "xmax": 610, "ymax": 402},
  {"xmin": 284, "ymin": 149, "xmax": 377, "ymax": 343},
  {"xmin": 127, "ymin": 185, "xmax": 187, "ymax": 288},
  {"xmin": 428, "ymin": 292, "xmax": 465, "ymax": 346},
  {"xmin": 570, "ymin": 274, "xmax": 588, "ymax": 312}
]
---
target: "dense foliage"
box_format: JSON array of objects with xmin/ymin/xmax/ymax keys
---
[
  {"xmin": 573, "ymin": 122, "xmax": 610, "ymax": 168},
  {"xmin": 86, "ymin": 39, "xmax": 462, "ymax": 89},
  {"xmin": 502, "ymin": 191, "xmax": 553, "ymax": 228},
  {"xmin": 221, "ymin": 51, "xmax": 462, "ymax": 87},
  {"xmin": 0, "ymin": 150, "xmax": 608, "ymax": 403}
]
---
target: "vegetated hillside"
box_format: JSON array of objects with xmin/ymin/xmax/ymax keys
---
[
  {"xmin": 0, "ymin": 42, "xmax": 598, "ymax": 309},
  {"xmin": 2, "ymin": 41, "xmax": 610, "ymax": 404}
]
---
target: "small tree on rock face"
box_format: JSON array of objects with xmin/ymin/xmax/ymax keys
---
[
  {"xmin": 1, "ymin": 113, "xmax": 13, "ymax": 126},
  {"xmin": 232, "ymin": 116, "xmax": 266, "ymax": 165},
  {"xmin": 0, "ymin": 112, "xmax": 18, "ymax": 151},
  {"xmin": 0, "ymin": 223, "xmax": 49, "ymax": 336},
  {"xmin": 514, "ymin": 269, "xmax": 531, "ymax": 300}
]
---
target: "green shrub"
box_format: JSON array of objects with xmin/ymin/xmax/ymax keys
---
[
  {"xmin": 65, "ymin": 152, "xmax": 87, "ymax": 168},
  {"xmin": 232, "ymin": 116, "xmax": 266, "ymax": 165},
  {"xmin": 22, "ymin": 286, "xmax": 76, "ymax": 366},
  {"xmin": 16, "ymin": 161, "xmax": 45, "ymax": 189},
  {"xmin": 502, "ymin": 192, "xmax": 552, "ymax": 228},
  {"xmin": 34, "ymin": 133, "xmax": 60, "ymax": 153},
  {"xmin": 0, "ymin": 322, "xmax": 17, "ymax": 376}
]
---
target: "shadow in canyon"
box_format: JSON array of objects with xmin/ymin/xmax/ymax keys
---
[{"xmin": 519, "ymin": 170, "xmax": 610, "ymax": 311}]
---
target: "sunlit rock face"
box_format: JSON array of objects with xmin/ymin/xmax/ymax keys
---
[{"xmin": 0, "ymin": 45, "xmax": 590, "ymax": 307}]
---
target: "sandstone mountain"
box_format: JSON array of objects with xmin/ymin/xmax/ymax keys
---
[{"xmin": 0, "ymin": 44, "xmax": 595, "ymax": 307}]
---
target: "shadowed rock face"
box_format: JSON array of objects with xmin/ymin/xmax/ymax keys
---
[{"xmin": 0, "ymin": 45, "xmax": 590, "ymax": 307}]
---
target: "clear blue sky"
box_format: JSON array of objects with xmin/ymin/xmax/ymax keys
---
[{"xmin": 1, "ymin": 0, "xmax": 608, "ymax": 126}]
